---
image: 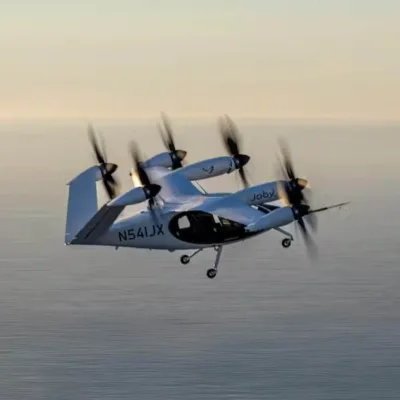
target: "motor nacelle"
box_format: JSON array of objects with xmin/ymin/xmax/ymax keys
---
[
  {"xmin": 141, "ymin": 151, "xmax": 187, "ymax": 169},
  {"xmin": 177, "ymin": 155, "xmax": 249, "ymax": 181},
  {"xmin": 245, "ymin": 207, "xmax": 294, "ymax": 232},
  {"xmin": 108, "ymin": 184, "xmax": 161, "ymax": 207},
  {"xmin": 234, "ymin": 181, "xmax": 282, "ymax": 205}
]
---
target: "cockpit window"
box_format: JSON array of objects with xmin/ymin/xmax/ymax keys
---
[
  {"xmin": 219, "ymin": 217, "xmax": 232, "ymax": 226},
  {"xmin": 169, "ymin": 211, "xmax": 252, "ymax": 245},
  {"xmin": 178, "ymin": 215, "xmax": 191, "ymax": 229}
]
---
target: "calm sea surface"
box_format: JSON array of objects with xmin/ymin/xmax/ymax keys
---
[{"xmin": 0, "ymin": 120, "xmax": 399, "ymax": 399}]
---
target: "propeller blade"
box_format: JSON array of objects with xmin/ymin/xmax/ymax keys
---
[
  {"xmin": 129, "ymin": 141, "xmax": 161, "ymax": 224},
  {"xmin": 160, "ymin": 112, "xmax": 175, "ymax": 152},
  {"xmin": 158, "ymin": 113, "xmax": 185, "ymax": 169},
  {"xmin": 157, "ymin": 123, "xmax": 169, "ymax": 150},
  {"xmin": 88, "ymin": 124, "xmax": 120, "ymax": 199},
  {"xmin": 305, "ymin": 213, "xmax": 318, "ymax": 232},
  {"xmin": 278, "ymin": 137, "xmax": 296, "ymax": 181},
  {"xmin": 225, "ymin": 115, "xmax": 240, "ymax": 153},
  {"xmin": 218, "ymin": 115, "xmax": 251, "ymax": 188},
  {"xmin": 98, "ymin": 131, "xmax": 108, "ymax": 163},
  {"xmin": 297, "ymin": 216, "xmax": 318, "ymax": 260},
  {"xmin": 298, "ymin": 219, "xmax": 318, "ymax": 260},
  {"xmin": 219, "ymin": 116, "xmax": 240, "ymax": 155},
  {"xmin": 103, "ymin": 178, "xmax": 116, "ymax": 199},
  {"xmin": 88, "ymin": 124, "xmax": 106, "ymax": 165},
  {"xmin": 129, "ymin": 141, "xmax": 151, "ymax": 187},
  {"xmin": 238, "ymin": 167, "xmax": 250, "ymax": 188}
]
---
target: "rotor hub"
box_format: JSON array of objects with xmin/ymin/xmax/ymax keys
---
[
  {"xmin": 233, "ymin": 154, "xmax": 250, "ymax": 169},
  {"xmin": 100, "ymin": 163, "xmax": 118, "ymax": 176}
]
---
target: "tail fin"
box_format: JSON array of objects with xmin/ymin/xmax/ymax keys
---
[{"xmin": 65, "ymin": 166, "xmax": 101, "ymax": 244}]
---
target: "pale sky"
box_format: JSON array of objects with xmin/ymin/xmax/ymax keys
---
[{"xmin": 1, "ymin": 0, "xmax": 399, "ymax": 120}]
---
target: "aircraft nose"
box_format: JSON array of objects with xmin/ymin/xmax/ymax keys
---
[{"xmin": 235, "ymin": 154, "xmax": 250, "ymax": 167}]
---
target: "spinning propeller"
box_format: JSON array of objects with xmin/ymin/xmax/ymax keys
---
[
  {"xmin": 88, "ymin": 124, "xmax": 120, "ymax": 200},
  {"xmin": 158, "ymin": 112, "xmax": 187, "ymax": 170},
  {"xmin": 129, "ymin": 141, "xmax": 161, "ymax": 221},
  {"xmin": 276, "ymin": 139, "xmax": 349, "ymax": 259},
  {"xmin": 218, "ymin": 115, "xmax": 250, "ymax": 188}
]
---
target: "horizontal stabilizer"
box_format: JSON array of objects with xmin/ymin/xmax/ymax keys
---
[{"xmin": 71, "ymin": 203, "xmax": 125, "ymax": 244}]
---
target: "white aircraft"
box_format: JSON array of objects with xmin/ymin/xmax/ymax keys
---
[{"xmin": 64, "ymin": 114, "xmax": 348, "ymax": 279}]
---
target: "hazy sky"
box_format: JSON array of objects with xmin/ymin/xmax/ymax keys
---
[{"xmin": 1, "ymin": 0, "xmax": 399, "ymax": 120}]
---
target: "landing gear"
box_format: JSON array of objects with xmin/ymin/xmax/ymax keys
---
[
  {"xmin": 207, "ymin": 269, "xmax": 217, "ymax": 279},
  {"xmin": 281, "ymin": 238, "xmax": 292, "ymax": 248},
  {"xmin": 179, "ymin": 246, "xmax": 223, "ymax": 279},
  {"xmin": 180, "ymin": 249, "xmax": 203, "ymax": 265},
  {"xmin": 207, "ymin": 246, "xmax": 223, "ymax": 279},
  {"xmin": 180, "ymin": 255, "xmax": 190, "ymax": 265},
  {"xmin": 274, "ymin": 227, "xmax": 294, "ymax": 249}
]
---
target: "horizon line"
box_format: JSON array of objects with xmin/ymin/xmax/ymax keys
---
[{"xmin": 1, "ymin": 116, "xmax": 400, "ymax": 124}]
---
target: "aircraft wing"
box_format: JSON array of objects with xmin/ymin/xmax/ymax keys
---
[{"xmin": 145, "ymin": 167, "xmax": 204, "ymax": 203}]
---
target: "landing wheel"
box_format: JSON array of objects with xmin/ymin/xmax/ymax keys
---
[
  {"xmin": 281, "ymin": 238, "xmax": 292, "ymax": 248},
  {"xmin": 206, "ymin": 268, "xmax": 217, "ymax": 279},
  {"xmin": 180, "ymin": 255, "xmax": 190, "ymax": 265}
]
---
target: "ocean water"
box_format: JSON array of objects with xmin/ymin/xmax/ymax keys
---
[{"xmin": 0, "ymin": 120, "xmax": 399, "ymax": 399}]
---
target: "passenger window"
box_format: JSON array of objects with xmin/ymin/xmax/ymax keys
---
[
  {"xmin": 220, "ymin": 217, "xmax": 232, "ymax": 226},
  {"xmin": 178, "ymin": 216, "xmax": 191, "ymax": 229}
]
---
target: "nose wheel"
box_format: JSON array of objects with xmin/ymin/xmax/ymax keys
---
[
  {"xmin": 281, "ymin": 238, "xmax": 292, "ymax": 248},
  {"xmin": 206, "ymin": 246, "xmax": 223, "ymax": 279}
]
